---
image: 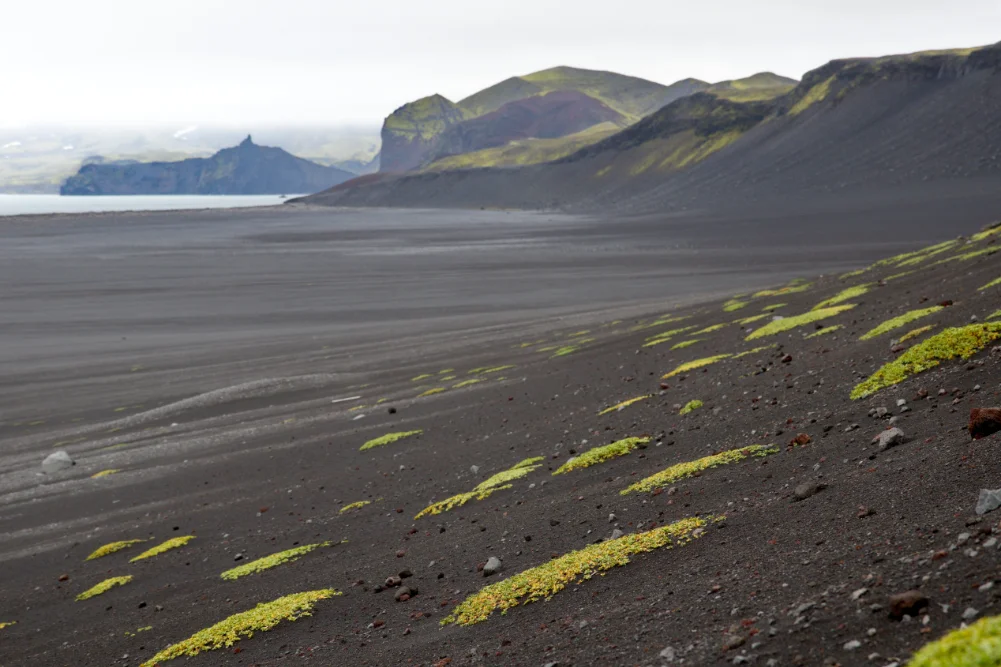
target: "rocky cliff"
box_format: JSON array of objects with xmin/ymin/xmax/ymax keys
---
[{"xmin": 61, "ymin": 136, "xmax": 354, "ymax": 195}]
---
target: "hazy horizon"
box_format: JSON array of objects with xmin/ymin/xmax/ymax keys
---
[{"xmin": 5, "ymin": 1, "xmax": 1000, "ymax": 127}]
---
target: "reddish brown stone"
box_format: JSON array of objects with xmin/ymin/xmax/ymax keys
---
[
  {"xmin": 789, "ymin": 433, "xmax": 811, "ymax": 447},
  {"xmin": 969, "ymin": 408, "xmax": 1001, "ymax": 439},
  {"xmin": 888, "ymin": 590, "xmax": 928, "ymax": 620}
]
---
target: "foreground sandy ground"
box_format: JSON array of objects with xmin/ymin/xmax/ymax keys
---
[{"xmin": 2, "ymin": 205, "xmax": 1001, "ymax": 666}]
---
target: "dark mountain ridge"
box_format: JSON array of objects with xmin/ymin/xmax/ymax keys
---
[
  {"xmin": 298, "ymin": 42, "xmax": 1001, "ymax": 213},
  {"xmin": 62, "ymin": 136, "xmax": 354, "ymax": 196}
]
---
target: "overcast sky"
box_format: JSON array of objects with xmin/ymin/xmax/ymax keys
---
[{"xmin": 4, "ymin": 0, "xmax": 999, "ymax": 127}]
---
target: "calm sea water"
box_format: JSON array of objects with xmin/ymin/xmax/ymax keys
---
[{"xmin": 0, "ymin": 194, "xmax": 299, "ymax": 217}]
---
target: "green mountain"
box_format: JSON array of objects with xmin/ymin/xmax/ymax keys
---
[
  {"xmin": 379, "ymin": 67, "xmax": 707, "ymax": 172},
  {"xmin": 706, "ymin": 72, "xmax": 798, "ymax": 102}
]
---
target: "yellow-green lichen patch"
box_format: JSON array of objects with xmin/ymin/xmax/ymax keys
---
[
  {"xmin": 621, "ymin": 445, "xmax": 779, "ymax": 495},
  {"xmin": 980, "ymin": 276, "xmax": 1001, "ymax": 291},
  {"xmin": 360, "ymin": 430, "xmax": 422, "ymax": 452},
  {"xmin": 415, "ymin": 458, "xmax": 543, "ymax": 519},
  {"xmin": 220, "ymin": 542, "xmax": 333, "ymax": 580},
  {"xmin": 339, "ymin": 501, "xmax": 370, "ymax": 514},
  {"xmin": 898, "ymin": 325, "xmax": 935, "ymax": 344},
  {"xmin": 851, "ymin": 323, "xmax": 1001, "ymax": 399},
  {"xmin": 839, "ymin": 268, "xmax": 868, "ymax": 280},
  {"xmin": 441, "ymin": 515, "xmax": 715, "ymax": 626},
  {"xmin": 679, "ymin": 399, "xmax": 703, "ymax": 416},
  {"xmin": 551, "ymin": 345, "xmax": 579, "ymax": 357},
  {"xmin": 469, "ymin": 365, "xmax": 516, "ymax": 375},
  {"xmin": 723, "ymin": 298, "xmax": 749, "ymax": 312},
  {"xmin": 762, "ymin": 303, "xmax": 787, "ymax": 312},
  {"xmin": 598, "ymin": 395, "xmax": 651, "ymax": 416},
  {"xmin": 789, "ymin": 75, "xmax": 834, "ymax": 115},
  {"xmin": 513, "ymin": 456, "xmax": 545, "ymax": 469},
  {"xmin": 989, "ymin": 310, "xmax": 1001, "ymax": 321},
  {"xmin": 86, "ymin": 539, "xmax": 147, "ymax": 561},
  {"xmin": 411, "ymin": 373, "xmax": 433, "ymax": 382},
  {"xmin": 438, "ymin": 368, "xmax": 454, "ymax": 374},
  {"xmin": 140, "ymin": 589, "xmax": 339, "ymax": 667},
  {"xmin": 91, "ymin": 469, "xmax": 121, "ymax": 479},
  {"xmin": 694, "ymin": 323, "xmax": 728, "ymax": 335},
  {"xmin": 932, "ymin": 246, "xmax": 999, "ymax": 265},
  {"xmin": 752, "ymin": 280, "xmax": 812, "ymax": 298},
  {"xmin": 567, "ymin": 330, "xmax": 591, "ymax": 338},
  {"xmin": 642, "ymin": 325, "xmax": 698, "ymax": 348},
  {"xmin": 76, "ymin": 575, "xmax": 133, "ymax": 601},
  {"xmin": 971, "ymin": 224, "xmax": 1001, "ymax": 242},
  {"xmin": 453, "ymin": 378, "xmax": 482, "ymax": 389},
  {"xmin": 885, "ymin": 270, "xmax": 916, "ymax": 281},
  {"xmin": 746, "ymin": 305, "xmax": 857, "ymax": 340},
  {"xmin": 130, "ymin": 536, "xmax": 196, "ymax": 562},
  {"xmin": 418, "ymin": 387, "xmax": 445, "ymax": 397},
  {"xmin": 662, "ymin": 354, "xmax": 731, "ymax": 379},
  {"xmin": 859, "ymin": 306, "xmax": 944, "ymax": 341},
  {"xmin": 553, "ymin": 437, "xmax": 650, "ymax": 475},
  {"xmin": 440, "ymin": 375, "xmax": 456, "ymax": 381},
  {"xmin": 907, "ymin": 613, "xmax": 1001, "ymax": 667},
  {"xmin": 0, "ymin": 621, "xmax": 15, "ymax": 629},
  {"xmin": 670, "ymin": 339, "xmax": 702, "ymax": 350},
  {"xmin": 733, "ymin": 344, "xmax": 777, "ymax": 358},
  {"xmin": 812, "ymin": 285, "xmax": 871, "ymax": 310},
  {"xmin": 805, "ymin": 325, "xmax": 843, "ymax": 339},
  {"xmin": 735, "ymin": 314, "xmax": 769, "ymax": 325}
]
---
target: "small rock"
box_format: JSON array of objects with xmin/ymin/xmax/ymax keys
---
[
  {"xmin": 394, "ymin": 586, "xmax": 411, "ymax": 601},
  {"xmin": 875, "ymin": 407, "xmax": 889, "ymax": 418},
  {"xmin": 396, "ymin": 550, "xmax": 405, "ymax": 558},
  {"xmin": 399, "ymin": 569, "xmax": 413, "ymax": 579},
  {"xmin": 976, "ymin": 488, "xmax": 1001, "ymax": 515},
  {"xmin": 851, "ymin": 588, "xmax": 869, "ymax": 601},
  {"xmin": 790, "ymin": 433, "xmax": 811, "ymax": 447},
  {"xmin": 610, "ymin": 529, "xmax": 624, "ymax": 540},
  {"xmin": 385, "ymin": 576, "xmax": 402, "ymax": 587},
  {"xmin": 659, "ymin": 646, "xmax": 676, "ymax": 661},
  {"xmin": 896, "ymin": 399, "xmax": 907, "ymax": 407},
  {"xmin": 483, "ymin": 556, "xmax": 502, "ymax": 576},
  {"xmin": 470, "ymin": 465, "xmax": 479, "ymax": 474},
  {"xmin": 873, "ymin": 427, "xmax": 905, "ymax": 451},
  {"xmin": 969, "ymin": 408, "xmax": 1001, "ymax": 440},
  {"xmin": 233, "ymin": 553, "xmax": 243, "ymax": 562},
  {"xmin": 42, "ymin": 451, "xmax": 74, "ymax": 474},
  {"xmin": 888, "ymin": 590, "xmax": 928, "ymax": 620},
  {"xmin": 722, "ymin": 633, "xmax": 745, "ymax": 650},
  {"xmin": 781, "ymin": 354, "xmax": 793, "ymax": 363},
  {"xmin": 793, "ymin": 482, "xmax": 826, "ymax": 501},
  {"xmin": 388, "ymin": 407, "xmax": 397, "ymax": 414},
  {"xmin": 844, "ymin": 639, "xmax": 862, "ymax": 650},
  {"xmin": 608, "ymin": 513, "xmax": 616, "ymax": 523},
  {"xmin": 963, "ymin": 607, "xmax": 979, "ymax": 620},
  {"xmin": 58, "ymin": 574, "xmax": 69, "ymax": 582}
]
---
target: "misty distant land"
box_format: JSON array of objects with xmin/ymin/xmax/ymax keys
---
[{"xmin": 59, "ymin": 136, "xmax": 355, "ymax": 196}]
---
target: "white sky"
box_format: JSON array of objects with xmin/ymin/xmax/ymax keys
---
[{"xmin": 3, "ymin": 0, "xmax": 999, "ymax": 127}]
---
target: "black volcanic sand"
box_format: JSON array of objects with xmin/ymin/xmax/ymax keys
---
[{"xmin": 2, "ymin": 205, "xmax": 1001, "ymax": 666}]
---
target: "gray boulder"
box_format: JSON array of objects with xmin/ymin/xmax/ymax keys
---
[
  {"xmin": 976, "ymin": 488, "xmax": 1001, "ymax": 515},
  {"xmin": 873, "ymin": 427, "xmax": 905, "ymax": 451},
  {"xmin": 482, "ymin": 556, "xmax": 502, "ymax": 576},
  {"xmin": 42, "ymin": 451, "xmax": 74, "ymax": 474}
]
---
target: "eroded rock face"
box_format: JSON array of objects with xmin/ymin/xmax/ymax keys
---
[{"xmin": 969, "ymin": 407, "xmax": 1001, "ymax": 439}]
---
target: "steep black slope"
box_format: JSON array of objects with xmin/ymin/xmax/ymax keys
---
[
  {"xmin": 62, "ymin": 136, "xmax": 354, "ymax": 195},
  {"xmin": 299, "ymin": 43, "xmax": 1001, "ymax": 212}
]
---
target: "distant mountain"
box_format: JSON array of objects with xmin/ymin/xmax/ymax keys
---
[
  {"xmin": 61, "ymin": 136, "xmax": 354, "ymax": 195},
  {"xmin": 705, "ymin": 72, "xmax": 798, "ymax": 101},
  {"xmin": 379, "ymin": 67, "xmax": 706, "ymax": 172},
  {"xmin": 298, "ymin": 42, "xmax": 1001, "ymax": 212}
]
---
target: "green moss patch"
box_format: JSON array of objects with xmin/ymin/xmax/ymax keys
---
[
  {"xmin": 551, "ymin": 345, "xmax": 579, "ymax": 357},
  {"xmin": 670, "ymin": 339, "xmax": 702, "ymax": 350},
  {"xmin": 733, "ymin": 344, "xmax": 777, "ymax": 358},
  {"xmin": 723, "ymin": 298, "xmax": 749, "ymax": 312},
  {"xmin": 805, "ymin": 325, "xmax": 842, "ymax": 339},
  {"xmin": 453, "ymin": 378, "xmax": 482, "ymax": 389},
  {"xmin": 441, "ymin": 516, "xmax": 714, "ymax": 626},
  {"xmin": 662, "ymin": 354, "xmax": 731, "ymax": 379},
  {"xmin": 141, "ymin": 589, "xmax": 339, "ymax": 666},
  {"xmin": 762, "ymin": 303, "xmax": 787, "ymax": 312},
  {"xmin": 859, "ymin": 306, "xmax": 944, "ymax": 340},
  {"xmin": 642, "ymin": 325, "xmax": 698, "ymax": 348},
  {"xmin": 360, "ymin": 430, "xmax": 422, "ymax": 452},
  {"xmin": 130, "ymin": 536, "xmax": 195, "ymax": 562},
  {"xmin": 693, "ymin": 323, "xmax": 728, "ymax": 335},
  {"xmin": 417, "ymin": 387, "xmax": 446, "ymax": 397},
  {"xmin": 622, "ymin": 445, "xmax": 778, "ymax": 494},
  {"xmin": 851, "ymin": 323, "xmax": 1001, "ymax": 399},
  {"xmin": 469, "ymin": 365, "xmax": 516, "ymax": 375},
  {"xmin": 86, "ymin": 539, "xmax": 147, "ymax": 561},
  {"xmin": 747, "ymin": 305, "xmax": 857, "ymax": 340},
  {"xmin": 898, "ymin": 324, "xmax": 935, "ymax": 343},
  {"xmin": 979, "ymin": 276, "xmax": 1001, "ymax": 291},
  {"xmin": 598, "ymin": 395, "xmax": 651, "ymax": 416},
  {"xmin": 679, "ymin": 399, "xmax": 703, "ymax": 415},
  {"xmin": 339, "ymin": 501, "xmax": 370, "ymax": 513},
  {"xmin": 91, "ymin": 469, "xmax": 121, "ymax": 478},
  {"xmin": 415, "ymin": 458, "xmax": 543, "ymax": 519},
  {"xmin": 411, "ymin": 373, "xmax": 433, "ymax": 382},
  {"xmin": 77, "ymin": 575, "xmax": 132, "ymax": 601},
  {"xmin": 0, "ymin": 622, "xmax": 15, "ymax": 629},
  {"xmin": 553, "ymin": 437, "xmax": 650, "ymax": 474},
  {"xmin": 812, "ymin": 285, "xmax": 870, "ymax": 310},
  {"xmin": 908, "ymin": 613, "xmax": 1001, "ymax": 667},
  {"xmin": 221, "ymin": 542, "xmax": 333, "ymax": 580}
]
